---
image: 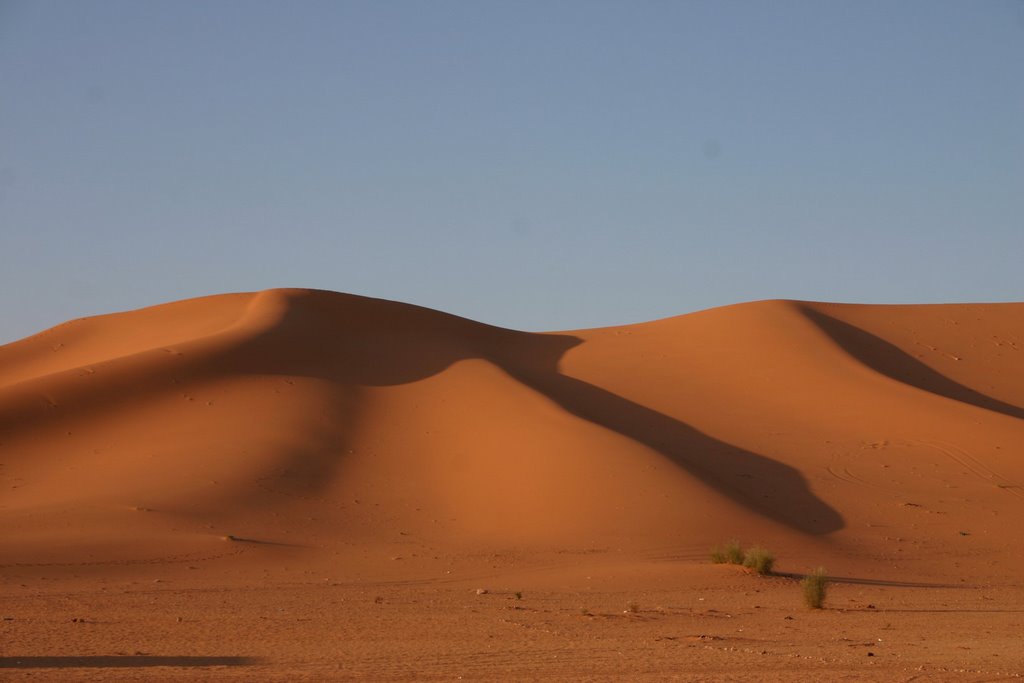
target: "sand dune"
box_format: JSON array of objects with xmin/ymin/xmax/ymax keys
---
[
  {"xmin": 5, "ymin": 288, "xmax": 1024, "ymax": 680},
  {"xmin": 3, "ymin": 288, "xmax": 1022, "ymax": 583}
]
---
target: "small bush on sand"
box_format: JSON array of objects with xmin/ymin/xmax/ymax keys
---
[
  {"xmin": 711, "ymin": 540, "xmax": 745, "ymax": 565},
  {"xmin": 742, "ymin": 546, "xmax": 774, "ymax": 575},
  {"xmin": 801, "ymin": 567, "xmax": 828, "ymax": 609}
]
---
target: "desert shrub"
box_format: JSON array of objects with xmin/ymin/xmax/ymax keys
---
[
  {"xmin": 711, "ymin": 540, "xmax": 745, "ymax": 565},
  {"xmin": 742, "ymin": 546, "xmax": 774, "ymax": 575},
  {"xmin": 801, "ymin": 567, "xmax": 828, "ymax": 609}
]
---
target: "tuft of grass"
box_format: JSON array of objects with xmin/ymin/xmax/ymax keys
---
[
  {"xmin": 711, "ymin": 540, "xmax": 746, "ymax": 565},
  {"xmin": 514, "ymin": 591, "xmax": 523, "ymax": 600},
  {"xmin": 742, "ymin": 546, "xmax": 774, "ymax": 575},
  {"xmin": 801, "ymin": 567, "xmax": 828, "ymax": 609}
]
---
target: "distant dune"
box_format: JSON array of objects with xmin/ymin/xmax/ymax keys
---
[{"xmin": 2, "ymin": 289, "xmax": 1023, "ymax": 581}]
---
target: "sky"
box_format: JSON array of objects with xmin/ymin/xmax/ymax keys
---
[{"xmin": 1, "ymin": 1, "xmax": 1022, "ymax": 342}]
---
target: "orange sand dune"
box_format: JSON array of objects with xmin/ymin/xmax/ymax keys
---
[{"xmin": 2, "ymin": 289, "xmax": 1024, "ymax": 582}]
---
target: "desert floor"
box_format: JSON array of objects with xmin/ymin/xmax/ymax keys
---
[{"xmin": 3, "ymin": 551, "xmax": 1023, "ymax": 681}]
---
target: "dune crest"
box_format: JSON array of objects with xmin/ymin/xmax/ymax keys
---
[{"xmin": 2, "ymin": 289, "xmax": 1023, "ymax": 581}]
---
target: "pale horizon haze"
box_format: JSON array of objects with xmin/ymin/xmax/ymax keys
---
[{"xmin": 1, "ymin": 0, "xmax": 1022, "ymax": 343}]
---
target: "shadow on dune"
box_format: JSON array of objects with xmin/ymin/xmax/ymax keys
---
[
  {"xmin": 486, "ymin": 343, "xmax": 845, "ymax": 536},
  {"xmin": 241, "ymin": 294, "xmax": 847, "ymax": 532},
  {"xmin": 800, "ymin": 307, "xmax": 1024, "ymax": 421},
  {"xmin": 0, "ymin": 656, "xmax": 258, "ymax": 669},
  {"xmin": 2, "ymin": 290, "xmax": 844, "ymax": 534},
  {"xmin": 218, "ymin": 292, "xmax": 845, "ymax": 533}
]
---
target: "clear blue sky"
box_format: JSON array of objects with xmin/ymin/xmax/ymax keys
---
[{"xmin": 2, "ymin": 1, "xmax": 1022, "ymax": 342}]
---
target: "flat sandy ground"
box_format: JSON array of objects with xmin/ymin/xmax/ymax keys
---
[{"xmin": 3, "ymin": 554, "xmax": 1023, "ymax": 681}]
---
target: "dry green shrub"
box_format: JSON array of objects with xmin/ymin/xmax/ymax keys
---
[
  {"xmin": 711, "ymin": 540, "xmax": 745, "ymax": 565},
  {"xmin": 742, "ymin": 546, "xmax": 774, "ymax": 575},
  {"xmin": 801, "ymin": 567, "xmax": 828, "ymax": 609}
]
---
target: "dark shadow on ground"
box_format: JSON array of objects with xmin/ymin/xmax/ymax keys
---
[
  {"xmin": 0, "ymin": 656, "xmax": 258, "ymax": 669},
  {"xmin": 842, "ymin": 608, "xmax": 1024, "ymax": 613},
  {"xmin": 800, "ymin": 307, "xmax": 1024, "ymax": 421},
  {"xmin": 221, "ymin": 535, "xmax": 307, "ymax": 547},
  {"xmin": 773, "ymin": 571, "xmax": 964, "ymax": 588}
]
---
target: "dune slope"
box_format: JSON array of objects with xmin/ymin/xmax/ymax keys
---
[{"xmin": 2, "ymin": 289, "xmax": 1023, "ymax": 582}]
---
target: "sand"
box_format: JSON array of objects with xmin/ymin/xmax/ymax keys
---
[{"xmin": 2, "ymin": 288, "xmax": 1023, "ymax": 680}]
